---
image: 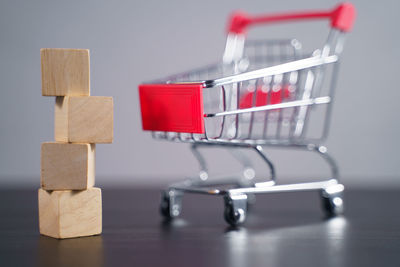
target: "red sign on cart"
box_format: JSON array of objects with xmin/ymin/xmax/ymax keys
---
[{"xmin": 139, "ymin": 83, "xmax": 205, "ymax": 134}]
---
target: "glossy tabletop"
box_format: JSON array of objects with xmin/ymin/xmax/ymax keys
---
[{"xmin": 0, "ymin": 186, "xmax": 399, "ymax": 267}]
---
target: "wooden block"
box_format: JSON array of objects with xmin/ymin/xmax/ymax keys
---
[
  {"xmin": 55, "ymin": 96, "xmax": 114, "ymax": 143},
  {"xmin": 41, "ymin": 142, "xmax": 95, "ymax": 190},
  {"xmin": 38, "ymin": 188, "xmax": 102, "ymax": 239},
  {"xmin": 41, "ymin": 48, "xmax": 90, "ymax": 96}
]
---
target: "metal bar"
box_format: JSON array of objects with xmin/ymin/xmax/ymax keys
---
[
  {"xmin": 170, "ymin": 185, "xmax": 224, "ymax": 195},
  {"xmin": 206, "ymin": 96, "xmax": 331, "ymax": 117},
  {"xmin": 204, "ymin": 55, "xmax": 338, "ymax": 88},
  {"xmin": 293, "ymin": 70, "xmax": 315, "ymax": 137},
  {"xmin": 262, "ymin": 76, "xmax": 274, "ymax": 139},
  {"xmin": 275, "ymin": 45, "xmax": 287, "ymax": 139},
  {"xmin": 233, "ymin": 81, "xmax": 241, "ymax": 139},
  {"xmin": 311, "ymin": 145, "xmax": 339, "ymax": 180},
  {"xmin": 228, "ymin": 179, "xmax": 339, "ymax": 194},
  {"xmin": 254, "ymin": 145, "xmax": 276, "ymax": 183},
  {"xmin": 169, "ymin": 179, "xmax": 341, "ymax": 196},
  {"xmin": 320, "ymin": 61, "xmax": 340, "ymax": 142},
  {"xmin": 190, "ymin": 144, "xmax": 209, "ymax": 180},
  {"xmin": 215, "ymin": 86, "xmax": 227, "ymax": 139},
  {"xmin": 247, "ymin": 79, "xmax": 258, "ymax": 139}
]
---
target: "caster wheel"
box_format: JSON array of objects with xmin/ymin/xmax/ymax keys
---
[
  {"xmin": 321, "ymin": 186, "xmax": 344, "ymax": 217},
  {"xmin": 224, "ymin": 194, "xmax": 247, "ymax": 226},
  {"xmin": 224, "ymin": 205, "xmax": 246, "ymax": 226},
  {"xmin": 160, "ymin": 192, "xmax": 172, "ymax": 219},
  {"xmin": 160, "ymin": 190, "xmax": 183, "ymax": 220}
]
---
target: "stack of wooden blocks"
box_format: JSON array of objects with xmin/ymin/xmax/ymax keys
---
[{"xmin": 38, "ymin": 48, "xmax": 113, "ymax": 239}]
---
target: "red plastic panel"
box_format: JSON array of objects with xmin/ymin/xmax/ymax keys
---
[{"xmin": 139, "ymin": 83, "xmax": 205, "ymax": 134}]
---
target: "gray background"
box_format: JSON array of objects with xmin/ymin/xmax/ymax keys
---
[{"xmin": 0, "ymin": 0, "xmax": 398, "ymax": 188}]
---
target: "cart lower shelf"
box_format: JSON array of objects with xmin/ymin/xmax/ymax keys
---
[{"xmin": 161, "ymin": 178, "xmax": 344, "ymax": 226}]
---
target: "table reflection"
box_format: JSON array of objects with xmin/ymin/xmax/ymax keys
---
[
  {"xmin": 225, "ymin": 216, "xmax": 348, "ymax": 266},
  {"xmin": 38, "ymin": 235, "xmax": 104, "ymax": 267}
]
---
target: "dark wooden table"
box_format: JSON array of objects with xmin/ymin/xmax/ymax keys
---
[{"xmin": 0, "ymin": 186, "xmax": 399, "ymax": 267}]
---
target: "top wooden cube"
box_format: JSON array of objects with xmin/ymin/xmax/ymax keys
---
[{"xmin": 41, "ymin": 48, "xmax": 90, "ymax": 96}]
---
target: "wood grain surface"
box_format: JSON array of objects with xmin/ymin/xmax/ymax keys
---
[
  {"xmin": 38, "ymin": 188, "xmax": 102, "ymax": 239},
  {"xmin": 55, "ymin": 96, "xmax": 113, "ymax": 143},
  {"xmin": 41, "ymin": 142, "xmax": 95, "ymax": 190},
  {"xmin": 41, "ymin": 48, "xmax": 90, "ymax": 96}
]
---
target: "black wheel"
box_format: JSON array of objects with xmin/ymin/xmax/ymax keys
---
[
  {"xmin": 224, "ymin": 204, "xmax": 246, "ymax": 226},
  {"xmin": 321, "ymin": 192, "xmax": 344, "ymax": 217},
  {"xmin": 160, "ymin": 192, "xmax": 172, "ymax": 219}
]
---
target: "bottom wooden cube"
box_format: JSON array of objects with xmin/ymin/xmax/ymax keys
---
[{"xmin": 38, "ymin": 188, "xmax": 102, "ymax": 239}]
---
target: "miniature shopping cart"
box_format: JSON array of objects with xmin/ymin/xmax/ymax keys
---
[{"xmin": 139, "ymin": 3, "xmax": 355, "ymax": 226}]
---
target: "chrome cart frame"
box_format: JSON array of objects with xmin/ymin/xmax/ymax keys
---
[{"xmin": 139, "ymin": 3, "xmax": 355, "ymax": 226}]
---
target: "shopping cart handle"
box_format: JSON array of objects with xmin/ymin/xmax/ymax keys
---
[{"xmin": 227, "ymin": 2, "xmax": 355, "ymax": 35}]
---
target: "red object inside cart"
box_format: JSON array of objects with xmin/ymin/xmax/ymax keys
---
[
  {"xmin": 139, "ymin": 83, "xmax": 205, "ymax": 134},
  {"xmin": 239, "ymin": 85, "xmax": 292, "ymax": 109}
]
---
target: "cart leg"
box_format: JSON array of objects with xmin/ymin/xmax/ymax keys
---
[
  {"xmin": 253, "ymin": 145, "xmax": 276, "ymax": 186},
  {"xmin": 307, "ymin": 144, "xmax": 344, "ymax": 216},
  {"xmin": 192, "ymin": 144, "xmax": 257, "ymax": 185},
  {"xmin": 309, "ymin": 144, "xmax": 339, "ymax": 180},
  {"xmin": 227, "ymin": 148, "xmax": 256, "ymax": 182},
  {"xmin": 227, "ymin": 148, "xmax": 257, "ymax": 206},
  {"xmin": 191, "ymin": 144, "xmax": 209, "ymax": 181},
  {"xmin": 223, "ymin": 193, "xmax": 248, "ymax": 226},
  {"xmin": 160, "ymin": 189, "xmax": 183, "ymax": 219}
]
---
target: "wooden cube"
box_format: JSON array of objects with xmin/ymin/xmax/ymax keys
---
[
  {"xmin": 41, "ymin": 142, "xmax": 95, "ymax": 190},
  {"xmin": 41, "ymin": 48, "xmax": 90, "ymax": 96},
  {"xmin": 38, "ymin": 188, "xmax": 102, "ymax": 239},
  {"xmin": 55, "ymin": 96, "xmax": 114, "ymax": 143}
]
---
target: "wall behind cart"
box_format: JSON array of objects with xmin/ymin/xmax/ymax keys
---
[{"xmin": 0, "ymin": 0, "xmax": 398, "ymax": 188}]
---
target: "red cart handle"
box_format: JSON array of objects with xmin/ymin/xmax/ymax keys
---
[{"xmin": 228, "ymin": 2, "xmax": 355, "ymax": 35}]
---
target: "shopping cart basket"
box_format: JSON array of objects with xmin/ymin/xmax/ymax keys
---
[{"xmin": 139, "ymin": 3, "xmax": 356, "ymax": 226}]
